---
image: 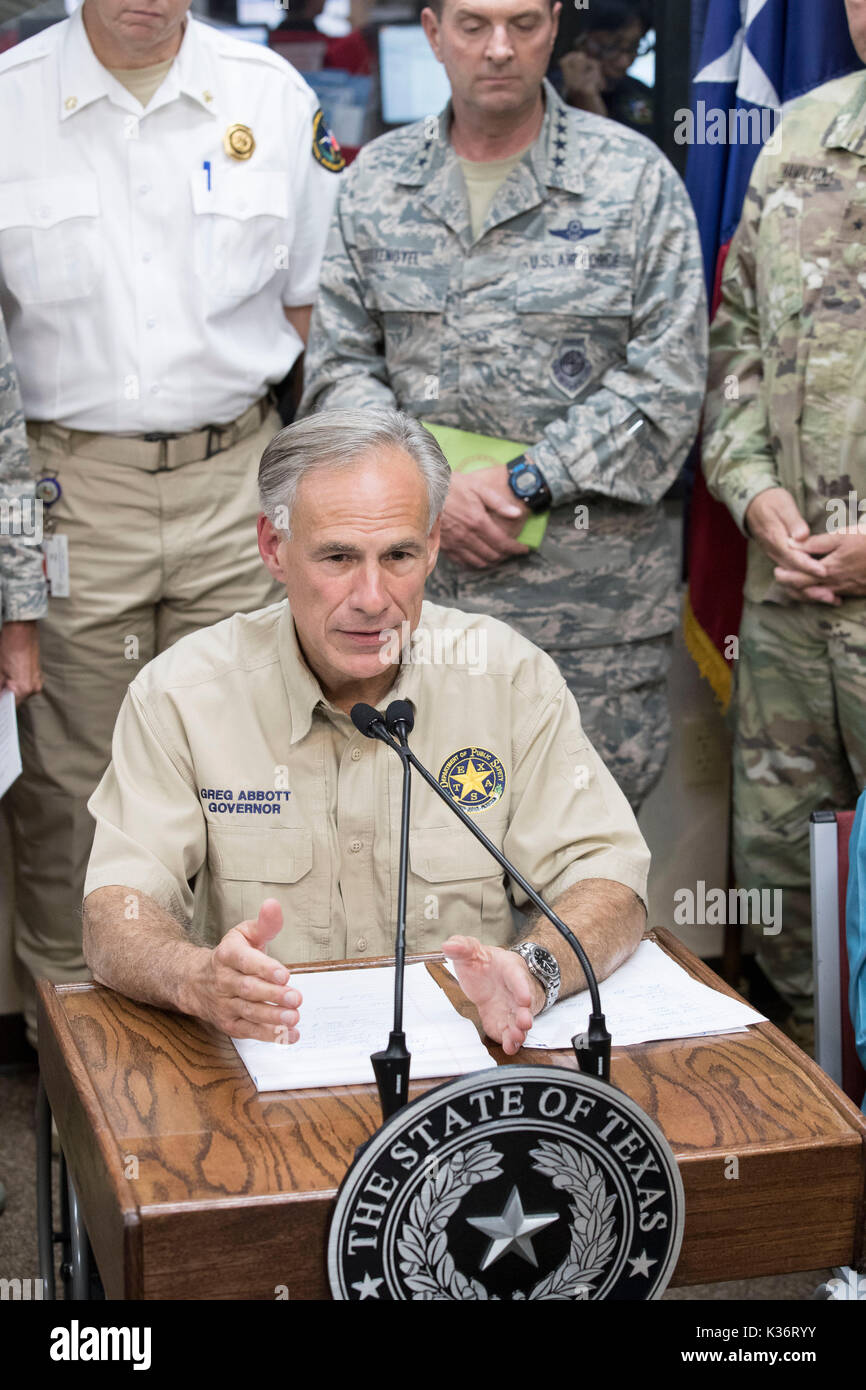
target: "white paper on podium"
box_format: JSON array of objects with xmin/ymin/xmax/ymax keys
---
[
  {"xmin": 232, "ymin": 961, "xmax": 494, "ymax": 1092},
  {"xmin": 0, "ymin": 689, "xmax": 22, "ymax": 798},
  {"xmin": 520, "ymin": 939, "xmax": 766, "ymax": 1049}
]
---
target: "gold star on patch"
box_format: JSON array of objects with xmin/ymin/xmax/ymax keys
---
[
  {"xmin": 203, "ymin": 90, "xmax": 213, "ymax": 103},
  {"xmin": 451, "ymin": 759, "xmax": 493, "ymax": 801}
]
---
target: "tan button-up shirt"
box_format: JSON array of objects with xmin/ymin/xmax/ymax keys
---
[{"xmin": 84, "ymin": 599, "xmax": 650, "ymax": 962}]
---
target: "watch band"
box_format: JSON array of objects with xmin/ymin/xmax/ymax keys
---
[{"xmin": 511, "ymin": 941, "xmax": 561, "ymax": 1013}]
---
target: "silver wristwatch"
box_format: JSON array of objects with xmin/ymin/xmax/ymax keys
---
[{"xmin": 511, "ymin": 942, "xmax": 561, "ymax": 1013}]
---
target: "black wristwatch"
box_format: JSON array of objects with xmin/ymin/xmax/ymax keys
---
[{"xmin": 507, "ymin": 455, "xmax": 552, "ymax": 514}]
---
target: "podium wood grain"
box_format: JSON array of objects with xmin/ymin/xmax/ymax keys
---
[{"xmin": 37, "ymin": 929, "xmax": 866, "ymax": 1299}]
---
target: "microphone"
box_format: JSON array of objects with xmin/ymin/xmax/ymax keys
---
[
  {"xmin": 350, "ymin": 703, "xmax": 412, "ymax": 1121},
  {"xmin": 382, "ymin": 701, "xmax": 611, "ymax": 1080}
]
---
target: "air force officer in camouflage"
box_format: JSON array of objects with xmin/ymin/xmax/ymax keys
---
[{"xmin": 300, "ymin": 0, "xmax": 708, "ymax": 808}]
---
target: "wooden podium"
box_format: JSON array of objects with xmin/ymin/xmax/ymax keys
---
[{"xmin": 37, "ymin": 928, "xmax": 866, "ymax": 1300}]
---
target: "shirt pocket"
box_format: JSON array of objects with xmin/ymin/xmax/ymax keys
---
[
  {"xmin": 361, "ymin": 269, "xmax": 448, "ymax": 410},
  {"xmin": 755, "ymin": 193, "xmax": 804, "ymax": 437},
  {"xmin": 514, "ymin": 271, "xmax": 632, "ymax": 401},
  {"xmin": 408, "ymin": 819, "xmax": 514, "ymax": 952},
  {"xmin": 756, "ymin": 190, "xmax": 804, "ymax": 344},
  {"xmin": 0, "ymin": 176, "xmax": 102, "ymax": 304},
  {"xmin": 206, "ymin": 825, "xmax": 314, "ymax": 956},
  {"xmin": 190, "ymin": 170, "xmax": 291, "ymax": 301}
]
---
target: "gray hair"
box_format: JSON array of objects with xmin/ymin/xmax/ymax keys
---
[{"xmin": 258, "ymin": 408, "xmax": 452, "ymax": 538}]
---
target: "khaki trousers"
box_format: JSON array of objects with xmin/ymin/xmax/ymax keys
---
[{"xmin": 8, "ymin": 405, "xmax": 283, "ymax": 1042}]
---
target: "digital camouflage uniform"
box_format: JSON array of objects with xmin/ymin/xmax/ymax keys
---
[
  {"xmin": 704, "ymin": 71, "xmax": 866, "ymax": 1022},
  {"xmin": 0, "ymin": 308, "xmax": 46, "ymax": 631},
  {"xmin": 300, "ymin": 79, "xmax": 708, "ymax": 809}
]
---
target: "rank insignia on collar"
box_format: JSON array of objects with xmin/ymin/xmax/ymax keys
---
[
  {"xmin": 312, "ymin": 108, "xmax": 345, "ymax": 173},
  {"xmin": 224, "ymin": 123, "xmax": 255, "ymax": 160},
  {"xmin": 438, "ymin": 747, "xmax": 505, "ymax": 812},
  {"xmin": 550, "ymin": 219, "xmax": 600, "ymax": 242}
]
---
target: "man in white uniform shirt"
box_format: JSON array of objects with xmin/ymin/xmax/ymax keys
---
[{"xmin": 0, "ymin": 0, "xmax": 342, "ymax": 1042}]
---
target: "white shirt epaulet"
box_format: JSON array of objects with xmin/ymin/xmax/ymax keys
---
[
  {"xmin": 0, "ymin": 26, "xmax": 55, "ymax": 77},
  {"xmin": 206, "ymin": 26, "xmax": 318, "ymax": 104}
]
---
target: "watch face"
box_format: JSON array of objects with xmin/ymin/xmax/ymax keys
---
[
  {"xmin": 528, "ymin": 946, "xmax": 557, "ymax": 985},
  {"xmin": 512, "ymin": 469, "xmax": 537, "ymax": 496}
]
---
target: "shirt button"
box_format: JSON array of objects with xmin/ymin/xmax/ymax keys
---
[
  {"xmin": 356, "ymin": 937, "xmax": 368, "ymax": 952},
  {"xmin": 138, "ymin": 183, "xmax": 150, "ymax": 195},
  {"xmin": 350, "ymin": 748, "xmax": 362, "ymax": 761},
  {"xmin": 142, "ymin": 252, "xmax": 152, "ymax": 263},
  {"xmin": 349, "ymin": 839, "xmax": 362, "ymax": 854},
  {"xmin": 149, "ymin": 384, "xmax": 160, "ymax": 395},
  {"xmin": 145, "ymin": 316, "xmax": 156, "ymax": 328},
  {"xmin": 39, "ymin": 205, "xmax": 51, "ymax": 219}
]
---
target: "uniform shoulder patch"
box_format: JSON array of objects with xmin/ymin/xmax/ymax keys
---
[{"xmin": 312, "ymin": 108, "xmax": 345, "ymax": 173}]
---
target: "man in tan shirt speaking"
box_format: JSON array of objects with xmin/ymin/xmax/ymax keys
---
[{"xmin": 83, "ymin": 408, "xmax": 649, "ymax": 1054}]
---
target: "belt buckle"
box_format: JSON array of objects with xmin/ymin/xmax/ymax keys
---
[
  {"xmin": 205, "ymin": 425, "xmax": 224, "ymax": 460},
  {"xmin": 142, "ymin": 431, "xmax": 179, "ymax": 472}
]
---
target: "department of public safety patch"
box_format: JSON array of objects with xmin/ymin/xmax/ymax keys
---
[
  {"xmin": 328, "ymin": 1066, "xmax": 685, "ymax": 1300},
  {"xmin": 312, "ymin": 108, "xmax": 345, "ymax": 173},
  {"xmin": 438, "ymin": 747, "xmax": 505, "ymax": 813},
  {"xmin": 551, "ymin": 338, "xmax": 592, "ymax": 398}
]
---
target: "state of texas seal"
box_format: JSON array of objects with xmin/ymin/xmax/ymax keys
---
[{"xmin": 328, "ymin": 1066, "xmax": 684, "ymax": 1300}]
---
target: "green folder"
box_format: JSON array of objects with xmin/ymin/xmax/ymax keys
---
[{"xmin": 421, "ymin": 421, "xmax": 549, "ymax": 549}]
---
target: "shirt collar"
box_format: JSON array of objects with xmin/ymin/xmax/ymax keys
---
[
  {"xmin": 58, "ymin": 8, "xmax": 218, "ymax": 122},
  {"xmin": 395, "ymin": 78, "xmax": 583, "ymax": 194},
  {"xmin": 823, "ymin": 71, "xmax": 866, "ymax": 154},
  {"xmin": 278, "ymin": 601, "xmax": 421, "ymax": 746}
]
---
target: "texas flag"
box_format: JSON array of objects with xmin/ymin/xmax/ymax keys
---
[{"xmin": 684, "ymin": 0, "xmax": 860, "ymax": 707}]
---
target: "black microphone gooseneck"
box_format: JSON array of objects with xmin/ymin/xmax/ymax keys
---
[
  {"xmin": 350, "ymin": 702, "xmax": 412, "ymax": 1120},
  {"xmin": 352, "ymin": 701, "xmax": 612, "ymax": 1082}
]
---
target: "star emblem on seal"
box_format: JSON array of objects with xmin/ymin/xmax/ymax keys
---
[{"xmin": 466, "ymin": 1187, "xmax": 558, "ymax": 1270}]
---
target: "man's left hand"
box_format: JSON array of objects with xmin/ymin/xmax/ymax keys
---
[
  {"xmin": 774, "ymin": 527, "xmax": 866, "ymax": 602},
  {"xmin": 439, "ymin": 466, "xmax": 531, "ymax": 570},
  {"xmin": 0, "ymin": 621, "xmax": 43, "ymax": 704},
  {"xmin": 442, "ymin": 934, "xmax": 544, "ymax": 1055}
]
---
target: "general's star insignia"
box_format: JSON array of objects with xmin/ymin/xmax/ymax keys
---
[{"xmin": 466, "ymin": 1186, "xmax": 557, "ymax": 1271}]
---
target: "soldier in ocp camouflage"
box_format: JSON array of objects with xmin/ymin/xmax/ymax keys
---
[
  {"xmin": 300, "ymin": 76, "xmax": 707, "ymax": 809},
  {"xmin": 0, "ymin": 307, "xmax": 46, "ymax": 635},
  {"xmin": 704, "ymin": 69, "xmax": 866, "ymax": 1027}
]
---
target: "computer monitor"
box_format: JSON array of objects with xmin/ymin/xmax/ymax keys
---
[
  {"xmin": 236, "ymin": 0, "xmax": 285, "ymax": 28},
  {"xmin": 379, "ymin": 24, "xmax": 451, "ymax": 126}
]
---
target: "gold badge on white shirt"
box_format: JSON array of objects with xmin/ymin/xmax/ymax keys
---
[{"xmin": 223, "ymin": 123, "xmax": 255, "ymax": 161}]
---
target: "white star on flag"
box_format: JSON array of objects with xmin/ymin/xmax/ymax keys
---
[{"xmin": 694, "ymin": 0, "xmax": 781, "ymax": 110}]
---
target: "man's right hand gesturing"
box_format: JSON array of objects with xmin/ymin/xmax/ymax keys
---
[{"xmin": 186, "ymin": 899, "xmax": 303, "ymax": 1042}]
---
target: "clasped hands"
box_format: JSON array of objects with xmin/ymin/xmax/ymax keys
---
[
  {"xmin": 188, "ymin": 900, "xmax": 543, "ymax": 1057},
  {"xmin": 439, "ymin": 466, "xmax": 531, "ymax": 570},
  {"xmin": 744, "ymin": 487, "xmax": 866, "ymax": 603}
]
